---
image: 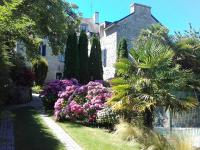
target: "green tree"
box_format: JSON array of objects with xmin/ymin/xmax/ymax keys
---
[
  {"xmin": 117, "ymin": 39, "xmax": 129, "ymax": 60},
  {"xmin": 64, "ymin": 30, "xmax": 79, "ymax": 79},
  {"xmin": 174, "ymin": 25, "xmax": 200, "ymax": 93},
  {"xmin": 32, "ymin": 57, "xmax": 48, "ymax": 85},
  {"xmin": 116, "ymin": 39, "xmax": 129, "ymax": 76},
  {"xmin": 89, "ymin": 36, "xmax": 103, "ymax": 80},
  {"xmin": 137, "ymin": 24, "xmax": 172, "ymax": 46},
  {"xmin": 0, "ymin": 48, "xmax": 10, "ymax": 105},
  {"xmin": 108, "ymin": 39, "xmax": 197, "ymax": 128},
  {"xmin": 78, "ymin": 30, "xmax": 89, "ymax": 83},
  {"xmin": 0, "ymin": 0, "xmax": 80, "ymax": 58}
]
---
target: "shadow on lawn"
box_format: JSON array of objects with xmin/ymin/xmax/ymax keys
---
[{"xmin": 13, "ymin": 107, "xmax": 64, "ymax": 150}]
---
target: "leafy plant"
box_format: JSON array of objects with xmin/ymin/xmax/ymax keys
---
[
  {"xmin": 32, "ymin": 85, "xmax": 43, "ymax": 94},
  {"xmin": 117, "ymin": 39, "xmax": 129, "ymax": 60},
  {"xmin": 108, "ymin": 39, "xmax": 198, "ymax": 128},
  {"xmin": 54, "ymin": 81, "xmax": 111, "ymax": 123},
  {"xmin": 40, "ymin": 79, "xmax": 78, "ymax": 110},
  {"xmin": 97, "ymin": 107, "xmax": 119, "ymax": 126},
  {"xmin": 32, "ymin": 57, "xmax": 48, "ymax": 85}
]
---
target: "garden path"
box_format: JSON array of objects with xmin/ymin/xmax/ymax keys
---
[
  {"xmin": 0, "ymin": 111, "xmax": 15, "ymax": 150},
  {"xmin": 0, "ymin": 94, "xmax": 83, "ymax": 150},
  {"xmin": 31, "ymin": 94, "xmax": 83, "ymax": 150}
]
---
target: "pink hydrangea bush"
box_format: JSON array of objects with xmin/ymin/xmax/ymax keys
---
[
  {"xmin": 40, "ymin": 79, "xmax": 79, "ymax": 110},
  {"xmin": 54, "ymin": 81, "xmax": 112, "ymax": 123}
]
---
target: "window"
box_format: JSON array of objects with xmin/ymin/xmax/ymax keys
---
[
  {"xmin": 41, "ymin": 45, "xmax": 46, "ymax": 56},
  {"xmin": 102, "ymin": 49, "xmax": 107, "ymax": 67},
  {"xmin": 80, "ymin": 24, "xmax": 88, "ymax": 32}
]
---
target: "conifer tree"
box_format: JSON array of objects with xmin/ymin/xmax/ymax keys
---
[
  {"xmin": 64, "ymin": 30, "xmax": 79, "ymax": 79},
  {"xmin": 117, "ymin": 39, "xmax": 129, "ymax": 60},
  {"xmin": 78, "ymin": 30, "xmax": 89, "ymax": 83},
  {"xmin": 89, "ymin": 36, "xmax": 103, "ymax": 80},
  {"xmin": 116, "ymin": 39, "xmax": 129, "ymax": 76}
]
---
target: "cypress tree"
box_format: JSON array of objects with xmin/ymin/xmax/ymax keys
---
[
  {"xmin": 89, "ymin": 36, "xmax": 103, "ymax": 80},
  {"xmin": 116, "ymin": 39, "xmax": 129, "ymax": 76},
  {"xmin": 63, "ymin": 30, "xmax": 79, "ymax": 79},
  {"xmin": 117, "ymin": 39, "xmax": 129, "ymax": 60},
  {"xmin": 78, "ymin": 30, "xmax": 89, "ymax": 84}
]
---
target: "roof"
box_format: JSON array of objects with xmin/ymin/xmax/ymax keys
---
[
  {"xmin": 104, "ymin": 3, "xmax": 160, "ymax": 30},
  {"xmin": 81, "ymin": 18, "xmax": 99, "ymax": 33}
]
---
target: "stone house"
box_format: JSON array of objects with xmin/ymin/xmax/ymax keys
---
[
  {"xmin": 100, "ymin": 3, "xmax": 159, "ymax": 79},
  {"xmin": 16, "ymin": 2, "xmax": 160, "ymax": 82}
]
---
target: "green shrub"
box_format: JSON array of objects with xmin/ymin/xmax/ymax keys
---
[
  {"xmin": 97, "ymin": 107, "xmax": 119, "ymax": 126},
  {"xmin": 32, "ymin": 57, "xmax": 48, "ymax": 85},
  {"xmin": 32, "ymin": 85, "xmax": 43, "ymax": 94},
  {"xmin": 41, "ymin": 94, "xmax": 57, "ymax": 111}
]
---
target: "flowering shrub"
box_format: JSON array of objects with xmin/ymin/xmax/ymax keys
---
[
  {"xmin": 97, "ymin": 107, "xmax": 119, "ymax": 125},
  {"xmin": 54, "ymin": 81, "xmax": 112, "ymax": 123},
  {"xmin": 40, "ymin": 79, "xmax": 78, "ymax": 110}
]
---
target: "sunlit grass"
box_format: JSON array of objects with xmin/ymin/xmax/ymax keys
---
[{"xmin": 57, "ymin": 120, "xmax": 141, "ymax": 150}]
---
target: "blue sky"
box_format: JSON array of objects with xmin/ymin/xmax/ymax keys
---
[{"xmin": 67, "ymin": 0, "xmax": 200, "ymax": 34}]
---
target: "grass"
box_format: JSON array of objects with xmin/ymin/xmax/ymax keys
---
[
  {"xmin": 13, "ymin": 107, "xmax": 65, "ymax": 150},
  {"xmin": 57, "ymin": 121, "xmax": 141, "ymax": 150}
]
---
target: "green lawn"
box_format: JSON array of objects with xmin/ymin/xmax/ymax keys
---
[
  {"xmin": 57, "ymin": 121, "xmax": 141, "ymax": 150},
  {"xmin": 13, "ymin": 107, "xmax": 65, "ymax": 150}
]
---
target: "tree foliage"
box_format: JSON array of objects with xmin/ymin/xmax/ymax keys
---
[
  {"xmin": 137, "ymin": 24, "xmax": 172, "ymax": 46},
  {"xmin": 117, "ymin": 39, "xmax": 129, "ymax": 60},
  {"xmin": 0, "ymin": 0, "xmax": 79, "ymax": 105},
  {"xmin": 63, "ymin": 30, "xmax": 79, "ymax": 79},
  {"xmin": 0, "ymin": 48, "xmax": 10, "ymax": 105},
  {"xmin": 89, "ymin": 36, "xmax": 103, "ymax": 80},
  {"xmin": 78, "ymin": 30, "xmax": 89, "ymax": 83},
  {"xmin": 174, "ymin": 25, "xmax": 200, "ymax": 92},
  {"xmin": 0, "ymin": 0, "xmax": 80, "ymax": 58},
  {"xmin": 32, "ymin": 57, "xmax": 48, "ymax": 85},
  {"xmin": 108, "ymin": 39, "xmax": 198, "ymax": 128}
]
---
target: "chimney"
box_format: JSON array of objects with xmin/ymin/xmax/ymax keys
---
[
  {"xmin": 93, "ymin": 12, "xmax": 99, "ymax": 24},
  {"xmin": 130, "ymin": 3, "xmax": 135, "ymax": 14},
  {"xmin": 130, "ymin": 3, "xmax": 151, "ymax": 15}
]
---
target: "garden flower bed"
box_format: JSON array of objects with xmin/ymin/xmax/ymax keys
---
[{"xmin": 41, "ymin": 79, "xmax": 114, "ymax": 125}]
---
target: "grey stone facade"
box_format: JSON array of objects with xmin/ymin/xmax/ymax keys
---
[
  {"xmin": 100, "ymin": 3, "xmax": 159, "ymax": 79},
  {"xmin": 16, "ymin": 3, "xmax": 160, "ymax": 82}
]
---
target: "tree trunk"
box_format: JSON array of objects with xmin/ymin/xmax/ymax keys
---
[{"xmin": 143, "ymin": 108, "xmax": 154, "ymax": 128}]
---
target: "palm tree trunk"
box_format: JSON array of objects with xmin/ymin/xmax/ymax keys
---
[{"xmin": 143, "ymin": 108, "xmax": 154, "ymax": 128}]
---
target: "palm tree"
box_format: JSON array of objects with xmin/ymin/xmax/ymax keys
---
[
  {"xmin": 137, "ymin": 24, "xmax": 172, "ymax": 46},
  {"xmin": 108, "ymin": 39, "xmax": 198, "ymax": 128}
]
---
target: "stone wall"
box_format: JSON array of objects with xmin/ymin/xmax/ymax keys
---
[
  {"xmin": 117, "ymin": 5, "xmax": 157, "ymax": 50},
  {"xmin": 42, "ymin": 39, "xmax": 64, "ymax": 82},
  {"xmin": 100, "ymin": 27, "xmax": 118, "ymax": 80},
  {"xmin": 100, "ymin": 4, "xmax": 158, "ymax": 80}
]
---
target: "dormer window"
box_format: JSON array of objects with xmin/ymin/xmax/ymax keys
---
[{"xmin": 80, "ymin": 24, "xmax": 88, "ymax": 32}]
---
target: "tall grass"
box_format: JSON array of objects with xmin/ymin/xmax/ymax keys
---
[{"xmin": 114, "ymin": 120, "xmax": 196, "ymax": 150}]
